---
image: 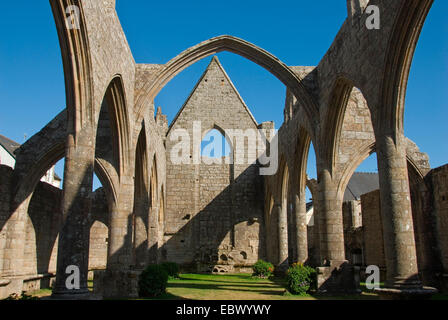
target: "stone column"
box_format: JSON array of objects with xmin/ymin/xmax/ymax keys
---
[
  {"xmin": 107, "ymin": 176, "xmax": 134, "ymax": 270},
  {"xmin": 52, "ymin": 133, "xmax": 94, "ymax": 298},
  {"xmin": 312, "ymin": 201, "xmax": 322, "ymax": 266},
  {"xmin": 147, "ymin": 205, "xmax": 159, "ymax": 264},
  {"xmin": 318, "ymin": 169, "xmax": 345, "ymax": 263},
  {"xmin": 2, "ymin": 200, "xmax": 30, "ymax": 278},
  {"xmin": 98, "ymin": 176, "xmax": 139, "ymax": 299},
  {"xmin": 277, "ymin": 203, "xmax": 288, "ymax": 271},
  {"xmin": 315, "ymin": 170, "xmax": 359, "ymax": 293},
  {"xmin": 294, "ymin": 192, "xmax": 308, "ymax": 264},
  {"xmin": 133, "ymin": 202, "xmax": 149, "ymax": 269},
  {"xmin": 376, "ymin": 134, "xmax": 421, "ymax": 288}
]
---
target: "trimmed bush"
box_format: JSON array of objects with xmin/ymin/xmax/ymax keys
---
[
  {"xmin": 286, "ymin": 263, "xmax": 317, "ymax": 296},
  {"xmin": 138, "ymin": 264, "xmax": 169, "ymax": 298},
  {"xmin": 160, "ymin": 262, "xmax": 180, "ymax": 279},
  {"xmin": 253, "ymin": 260, "xmax": 274, "ymax": 278}
]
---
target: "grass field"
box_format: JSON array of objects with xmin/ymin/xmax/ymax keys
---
[
  {"xmin": 23, "ymin": 273, "xmax": 448, "ymax": 300},
  {"xmin": 140, "ymin": 273, "xmax": 379, "ymax": 300}
]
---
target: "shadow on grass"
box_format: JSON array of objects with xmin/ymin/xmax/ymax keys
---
[
  {"xmin": 165, "ymin": 274, "xmax": 383, "ymax": 300},
  {"xmin": 30, "ymin": 273, "xmax": 448, "ymax": 301}
]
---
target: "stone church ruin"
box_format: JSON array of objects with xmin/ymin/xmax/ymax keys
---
[{"xmin": 0, "ymin": 0, "xmax": 446, "ymax": 299}]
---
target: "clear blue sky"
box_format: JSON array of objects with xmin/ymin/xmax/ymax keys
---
[{"xmin": 0, "ymin": 1, "xmax": 446, "ymax": 194}]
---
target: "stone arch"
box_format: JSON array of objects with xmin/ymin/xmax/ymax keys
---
[
  {"xmin": 294, "ymin": 127, "xmax": 314, "ymax": 195},
  {"xmin": 335, "ymin": 137, "xmax": 438, "ymax": 285},
  {"xmin": 336, "ymin": 141, "xmax": 377, "ymax": 200},
  {"xmin": 289, "ymin": 127, "xmax": 315, "ymax": 263},
  {"xmin": 147, "ymin": 154, "xmax": 159, "ymax": 263},
  {"xmin": 379, "ymin": 0, "xmax": 434, "ymax": 136},
  {"xmin": 49, "ymin": 0, "xmax": 94, "ymax": 132},
  {"xmin": 2, "ymin": 135, "xmax": 65, "ymax": 275},
  {"xmin": 94, "ymin": 158, "xmax": 119, "ymax": 205},
  {"xmin": 132, "ymin": 126, "xmax": 149, "ymax": 268},
  {"xmin": 5, "ymin": 141, "xmax": 118, "ymax": 279},
  {"xmin": 321, "ymin": 77, "xmax": 357, "ymax": 175},
  {"xmin": 95, "ymin": 76, "xmax": 131, "ymax": 179},
  {"xmin": 13, "ymin": 142, "xmax": 65, "ymax": 209},
  {"xmin": 200, "ymin": 124, "xmax": 234, "ymax": 160},
  {"xmin": 336, "ymin": 139, "xmax": 430, "ymax": 201},
  {"xmin": 135, "ymin": 35, "xmax": 319, "ymax": 126},
  {"xmin": 407, "ymin": 172, "xmax": 438, "ymax": 286}
]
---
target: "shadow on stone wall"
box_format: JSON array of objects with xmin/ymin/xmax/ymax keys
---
[{"xmin": 159, "ymin": 163, "xmax": 266, "ymax": 273}]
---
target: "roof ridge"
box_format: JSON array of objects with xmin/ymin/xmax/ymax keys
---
[
  {"xmin": 0, "ymin": 133, "xmax": 21, "ymax": 158},
  {"xmin": 167, "ymin": 55, "xmax": 258, "ymax": 135}
]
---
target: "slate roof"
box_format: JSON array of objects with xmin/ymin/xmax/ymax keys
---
[
  {"xmin": 343, "ymin": 172, "xmax": 379, "ymax": 202},
  {"xmin": 306, "ymin": 202, "xmax": 313, "ymax": 212},
  {"xmin": 0, "ymin": 134, "xmax": 21, "ymax": 157}
]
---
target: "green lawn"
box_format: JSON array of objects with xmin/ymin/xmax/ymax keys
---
[
  {"xmin": 143, "ymin": 273, "xmax": 379, "ymax": 300},
  {"xmin": 24, "ymin": 274, "xmax": 448, "ymax": 300}
]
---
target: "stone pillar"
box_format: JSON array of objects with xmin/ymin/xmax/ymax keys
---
[
  {"xmin": 312, "ymin": 201, "xmax": 322, "ymax": 266},
  {"xmin": 318, "ymin": 169, "xmax": 345, "ymax": 263},
  {"xmin": 52, "ymin": 133, "xmax": 94, "ymax": 299},
  {"xmin": 307, "ymin": 179, "xmax": 321, "ymax": 266},
  {"xmin": 277, "ymin": 203, "xmax": 288, "ymax": 271},
  {"xmin": 2, "ymin": 200, "xmax": 30, "ymax": 278},
  {"xmin": 133, "ymin": 206, "xmax": 148, "ymax": 269},
  {"xmin": 376, "ymin": 134, "xmax": 420, "ymax": 288},
  {"xmin": 373, "ymin": 133, "xmax": 437, "ymax": 298},
  {"xmin": 294, "ymin": 192, "xmax": 308, "ymax": 264},
  {"xmin": 107, "ymin": 177, "xmax": 134, "ymax": 270},
  {"xmin": 315, "ymin": 169, "xmax": 359, "ymax": 294},
  {"xmin": 98, "ymin": 177, "xmax": 138, "ymax": 299},
  {"xmin": 147, "ymin": 205, "xmax": 159, "ymax": 264}
]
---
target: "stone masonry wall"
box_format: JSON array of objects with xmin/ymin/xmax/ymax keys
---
[
  {"xmin": 360, "ymin": 190, "xmax": 386, "ymax": 269},
  {"xmin": 24, "ymin": 182, "xmax": 62, "ymax": 276},
  {"xmin": 89, "ymin": 188, "xmax": 109, "ymax": 271},
  {"xmin": 0, "ymin": 164, "xmax": 109, "ymax": 297},
  {"xmin": 428, "ymin": 165, "xmax": 448, "ymax": 275},
  {"xmin": 163, "ymin": 57, "xmax": 265, "ymax": 272},
  {"xmin": 0, "ymin": 165, "xmax": 13, "ymax": 276}
]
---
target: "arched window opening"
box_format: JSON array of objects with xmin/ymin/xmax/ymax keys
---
[
  {"xmin": 25, "ymin": 156, "xmax": 66, "ymax": 277},
  {"xmin": 201, "ymin": 129, "xmax": 232, "ymax": 159},
  {"xmin": 132, "ymin": 129, "xmax": 149, "ymax": 269},
  {"xmin": 342, "ymin": 152, "xmax": 378, "ymax": 268},
  {"xmin": 40, "ymin": 158, "xmax": 64, "ymax": 189}
]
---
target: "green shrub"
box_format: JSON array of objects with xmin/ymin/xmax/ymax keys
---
[
  {"xmin": 286, "ymin": 263, "xmax": 317, "ymax": 296},
  {"xmin": 138, "ymin": 264, "xmax": 169, "ymax": 298},
  {"xmin": 160, "ymin": 262, "xmax": 180, "ymax": 279},
  {"xmin": 253, "ymin": 260, "xmax": 275, "ymax": 278}
]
